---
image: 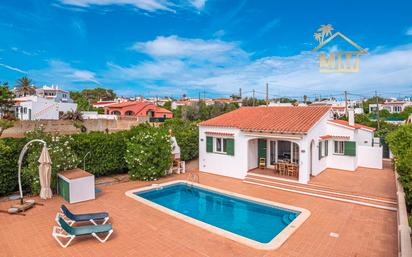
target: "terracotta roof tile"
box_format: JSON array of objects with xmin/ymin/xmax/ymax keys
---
[
  {"xmin": 328, "ymin": 119, "xmax": 375, "ymax": 131},
  {"xmin": 155, "ymin": 107, "xmax": 172, "ymax": 114},
  {"xmin": 199, "ymin": 106, "xmax": 331, "ymax": 133}
]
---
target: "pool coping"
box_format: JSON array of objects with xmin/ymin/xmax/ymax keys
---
[{"xmin": 125, "ymin": 180, "xmax": 311, "ymax": 251}]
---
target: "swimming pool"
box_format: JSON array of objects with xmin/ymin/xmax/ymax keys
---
[{"xmin": 126, "ymin": 181, "xmax": 310, "ymax": 250}]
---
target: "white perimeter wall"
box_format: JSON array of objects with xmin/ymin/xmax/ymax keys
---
[{"xmin": 358, "ymin": 145, "xmax": 383, "ymax": 169}]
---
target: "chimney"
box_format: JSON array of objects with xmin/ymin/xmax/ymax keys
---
[{"xmin": 348, "ymin": 109, "xmax": 355, "ymax": 126}]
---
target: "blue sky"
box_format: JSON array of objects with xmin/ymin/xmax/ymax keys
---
[{"xmin": 0, "ymin": 0, "xmax": 411, "ymax": 99}]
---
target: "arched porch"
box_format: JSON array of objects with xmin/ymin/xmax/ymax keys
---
[{"xmin": 248, "ymin": 138, "xmax": 300, "ymax": 180}]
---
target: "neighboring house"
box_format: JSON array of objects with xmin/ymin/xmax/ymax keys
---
[
  {"xmin": 369, "ymin": 101, "xmax": 412, "ymax": 113},
  {"xmin": 92, "ymin": 101, "xmax": 117, "ymax": 108},
  {"xmin": 104, "ymin": 101, "xmax": 173, "ymax": 119},
  {"xmin": 331, "ymin": 106, "xmax": 364, "ymax": 118},
  {"xmin": 171, "ymin": 100, "xmax": 193, "ymax": 110},
  {"xmin": 13, "ymin": 96, "xmax": 77, "ymax": 120},
  {"xmin": 35, "ymin": 85, "xmax": 73, "ymax": 103},
  {"xmin": 198, "ymin": 106, "xmax": 382, "ymax": 184}
]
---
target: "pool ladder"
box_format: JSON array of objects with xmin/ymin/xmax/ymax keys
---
[{"xmin": 187, "ymin": 172, "xmax": 199, "ymax": 184}]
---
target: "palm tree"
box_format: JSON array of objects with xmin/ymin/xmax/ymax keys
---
[
  {"xmin": 15, "ymin": 76, "xmax": 35, "ymax": 97},
  {"xmin": 317, "ymin": 24, "xmax": 334, "ymax": 43},
  {"xmin": 313, "ymin": 32, "xmax": 322, "ymax": 43}
]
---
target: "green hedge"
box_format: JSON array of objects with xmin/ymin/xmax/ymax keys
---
[
  {"xmin": 0, "ymin": 138, "xmax": 27, "ymax": 195},
  {"xmin": 386, "ymin": 124, "xmax": 412, "ymax": 210},
  {"xmin": 70, "ymin": 131, "xmax": 129, "ymax": 176}
]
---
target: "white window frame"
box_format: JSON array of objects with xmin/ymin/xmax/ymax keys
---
[
  {"xmin": 334, "ymin": 140, "xmax": 344, "ymax": 155},
  {"xmin": 320, "ymin": 140, "xmax": 326, "ymax": 158},
  {"xmin": 214, "ymin": 137, "xmax": 227, "ymax": 154}
]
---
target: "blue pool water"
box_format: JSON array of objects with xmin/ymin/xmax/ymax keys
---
[{"xmin": 136, "ymin": 183, "xmax": 300, "ymax": 243}]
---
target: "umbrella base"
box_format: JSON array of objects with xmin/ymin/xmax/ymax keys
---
[{"xmin": 11, "ymin": 199, "xmax": 36, "ymax": 212}]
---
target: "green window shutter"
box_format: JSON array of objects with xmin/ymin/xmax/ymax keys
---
[
  {"xmin": 206, "ymin": 136, "xmax": 213, "ymax": 153},
  {"xmin": 325, "ymin": 140, "xmax": 328, "ymax": 156},
  {"xmin": 344, "ymin": 141, "xmax": 356, "ymax": 156},
  {"xmin": 318, "ymin": 141, "xmax": 322, "ymax": 160},
  {"xmin": 226, "ymin": 138, "xmax": 235, "ymax": 156},
  {"xmin": 258, "ymin": 139, "xmax": 267, "ymax": 164}
]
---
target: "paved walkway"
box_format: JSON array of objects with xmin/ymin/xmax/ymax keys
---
[{"xmin": 0, "ymin": 164, "xmax": 397, "ymax": 257}]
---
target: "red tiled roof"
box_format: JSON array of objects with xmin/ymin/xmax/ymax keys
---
[
  {"xmin": 328, "ymin": 120, "xmax": 375, "ymax": 131},
  {"xmin": 205, "ymin": 131, "xmax": 235, "ymax": 136},
  {"xmin": 199, "ymin": 106, "xmax": 331, "ymax": 133},
  {"xmin": 332, "ymin": 106, "xmax": 346, "ymax": 110},
  {"xmin": 155, "ymin": 107, "xmax": 172, "ymax": 114},
  {"xmin": 106, "ymin": 101, "xmax": 137, "ymax": 108},
  {"xmin": 320, "ymin": 135, "xmax": 350, "ymax": 140}
]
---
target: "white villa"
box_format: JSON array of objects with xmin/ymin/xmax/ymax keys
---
[
  {"xmin": 12, "ymin": 86, "xmax": 77, "ymax": 120},
  {"xmin": 198, "ymin": 106, "xmax": 382, "ymax": 184}
]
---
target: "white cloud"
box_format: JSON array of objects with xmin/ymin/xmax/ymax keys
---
[
  {"xmin": 130, "ymin": 35, "xmax": 248, "ymax": 63},
  {"xmin": 0, "ymin": 63, "xmax": 27, "ymax": 74},
  {"xmin": 58, "ymin": 0, "xmax": 207, "ymax": 12},
  {"xmin": 190, "ymin": 0, "xmax": 206, "ymax": 10},
  {"xmin": 29, "ymin": 60, "xmax": 100, "ymax": 87},
  {"xmin": 406, "ymin": 27, "xmax": 412, "ymax": 36},
  {"xmin": 106, "ymin": 36, "xmax": 412, "ymax": 97}
]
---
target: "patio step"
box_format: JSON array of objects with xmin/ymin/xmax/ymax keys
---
[
  {"xmin": 243, "ymin": 174, "xmax": 397, "ymax": 211},
  {"xmin": 246, "ymin": 172, "xmax": 397, "ymax": 202}
]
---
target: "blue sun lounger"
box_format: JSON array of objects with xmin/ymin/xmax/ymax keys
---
[
  {"xmin": 52, "ymin": 217, "xmax": 113, "ymax": 248},
  {"xmin": 56, "ymin": 204, "xmax": 110, "ymax": 226}
]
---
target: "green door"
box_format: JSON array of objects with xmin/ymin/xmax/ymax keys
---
[
  {"xmin": 58, "ymin": 177, "xmax": 70, "ymax": 202},
  {"xmin": 258, "ymin": 139, "xmax": 267, "ymax": 165}
]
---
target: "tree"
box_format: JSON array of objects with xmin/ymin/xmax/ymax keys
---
[
  {"xmin": 163, "ymin": 101, "xmax": 172, "ymax": 111},
  {"xmin": 70, "ymin": 88, "xmax": 116, "ymax": 106},
  {"xmin": 0, "ymin": 82, "xmax": 14, "ymax": 117},
  {"xmin": 15, "ymin": 77, "xmax": 35, "ymax": 96}
]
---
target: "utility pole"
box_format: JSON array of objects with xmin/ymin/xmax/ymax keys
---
[
  {"xmin": 376, "ymin": 90, "xmax": 380, "ymax": 130},
  {"xmin": 265, "ymin": 82, "xmax": 269, "ymax": 107},
  {"xmin": 252, "ymin": 89, "xmax": 255, "ymax": 106},
  {"xmin": 198, "ymin": 91, "xmax": 201, "ymax": 101},
  {"xmin": 203, "ymin": 89, "xmax": 206, "ymax": 101},
  {"xmin": 344, "ymin": 90, "xmax": 348, "ymax": 118},
  {"xmin": 239, "ymin": 88, "xmax": 242, "ymax": 99}
]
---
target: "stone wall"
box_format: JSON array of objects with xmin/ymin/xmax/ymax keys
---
[{"xmin": 1, "ymin": 117, "xmax": 149, "ymax": 138}]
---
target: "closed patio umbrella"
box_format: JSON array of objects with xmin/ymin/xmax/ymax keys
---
[{"xmin": 38, "ymin": 145, "xmax": 52, "ymax": 199}]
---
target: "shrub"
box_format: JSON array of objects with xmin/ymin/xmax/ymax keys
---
[
  {"xmin": 70, "ymin": 131, "xmax": 129, "ymax": 176},
  {"xmin": 125, "ymin": 125, "xmax": 172, "ymax": 181},
  {"xmin": 23, "ymin": 128, "xmax": 79, "ymax": 194},
  {"xmin": 161, "ymin": 119, "xmax": 199, "ymax": 161},
  {"xmin": 386, "ymin": 124, "xmax": 412, "ymax": 210},
  {"xmin": 0, "ymin": 138, "xmax": 27, "ymax": 195}
]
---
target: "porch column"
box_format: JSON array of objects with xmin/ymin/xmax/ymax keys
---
[{"xmin": 298, "ymin": 141, "xmax": 310, "ymax": 184}]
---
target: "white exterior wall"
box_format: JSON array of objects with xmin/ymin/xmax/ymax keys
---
[
  {"xmin": 326, "ymin": 123, "xmax": 357, "ymax": 171},
  {"xmin": 17, "ymin": 97, "xmax": 77, "ymax": 120},
  {"xmin": 358, "ymin": 146, "xmax": 383, "ymax": 169},
  {"xmin": 199, "ymin": 126, "xmax": 249, "ymax": 179},
  {"xmin": 302, "ymin": 112, "xmax": 331, "ymax": 179}
]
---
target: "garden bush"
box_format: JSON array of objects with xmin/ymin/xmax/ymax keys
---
[
  {"xmin": 23, "ymin": 128, "xmax": 79, "ymax": 194},
  {"xmin": 70, "ymin": 131, "xmax": 129, "ymax": 176},
  {"xmin": 161, "ymin": 119, "xmax": 199, "ymax": 161},
  {"xmin": 0, "ymin": 137, "xmax": 27, "ymax": 195},
  {"xmin": 386, "ymin": 124, "xmax": 412, "ymax": 210},
  {"xmin": 125, "ymin": 125, "xmax": 172, "ymax": 181}
]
